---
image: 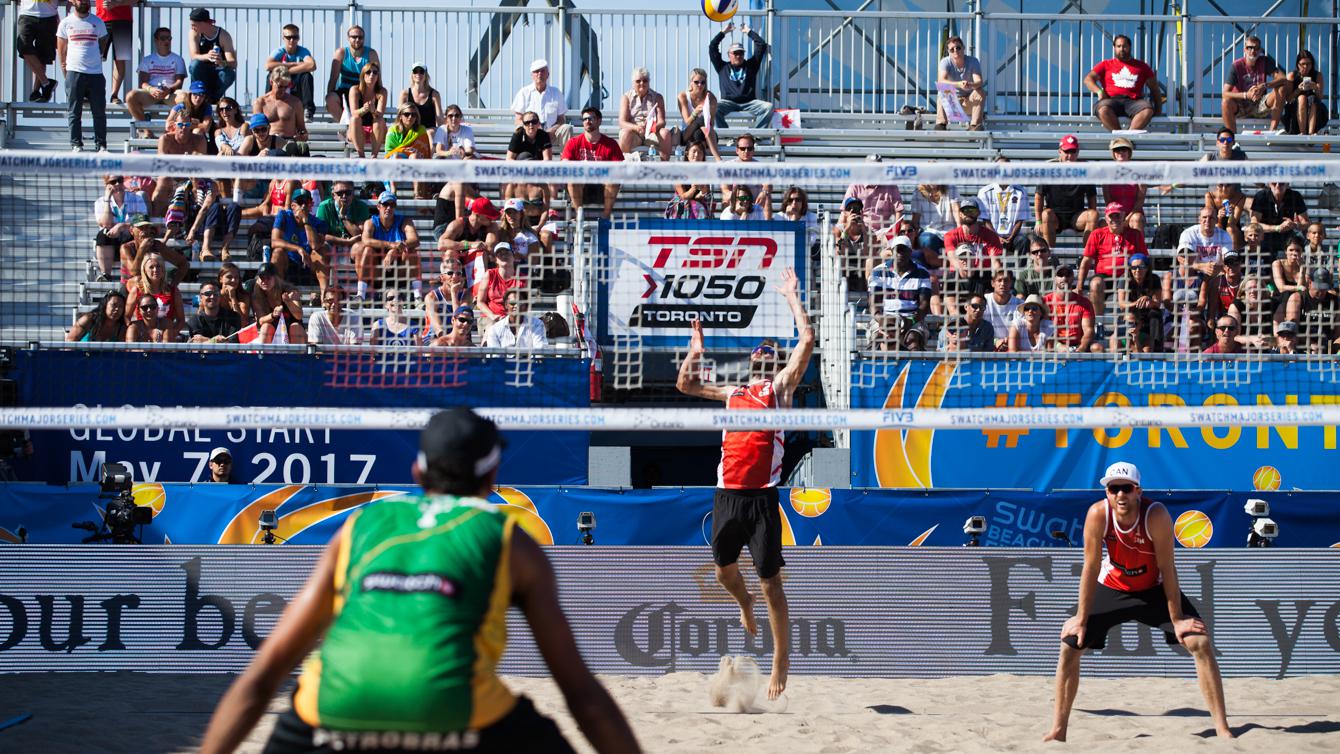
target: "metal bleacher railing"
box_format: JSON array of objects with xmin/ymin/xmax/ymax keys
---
[{"xmin": 1, "ymin": 1, "xmax": 1337, "ymax": 133}]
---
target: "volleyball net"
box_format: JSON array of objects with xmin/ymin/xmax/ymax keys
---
[{"xmin": 1, "ymin": 149, "xmax": 1339, "ymax": 439}]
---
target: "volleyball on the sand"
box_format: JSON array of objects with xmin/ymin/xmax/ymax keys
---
[{"xmin": 703, "ymin": 0, "xmax": 739, "ymax": 23}]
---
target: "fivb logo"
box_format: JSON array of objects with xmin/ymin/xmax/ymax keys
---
[{"xmin": 630, "ymin": 235, "xmax": 780, "ymax": 329}]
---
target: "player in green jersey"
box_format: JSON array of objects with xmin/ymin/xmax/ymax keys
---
[{"xmin": 202, "ymin": 408, "xmax": 640, "ymax": 754}]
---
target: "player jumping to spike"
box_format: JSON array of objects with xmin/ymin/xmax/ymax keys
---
[{"xmin": 676, "ymin": 267, "xmax": 814, "ymax": 700}]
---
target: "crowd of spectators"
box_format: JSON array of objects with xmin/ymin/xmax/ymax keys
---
[{"xmin": 26, "ymin": 8, "xmax": 1335, "ymax": 357}]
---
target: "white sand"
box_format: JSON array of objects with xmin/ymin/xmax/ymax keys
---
[{"xmin": 1, "ymin": 672, "xmax": 1337, "ymax": 752}]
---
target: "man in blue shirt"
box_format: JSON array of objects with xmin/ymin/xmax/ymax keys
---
[
  {"xmin": 708, "ymin": 22, "xmax": 773, "ymax": 128},
  {"xmin": 266, "ymin": 23, "xmax": 316, "ymax": 120},
  {"xmin": 270, "ymin": 188, "xmax": 329, "ymax": 290}
]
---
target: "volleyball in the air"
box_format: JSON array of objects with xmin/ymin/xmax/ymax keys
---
[
  {"xmin": 1252, "ymin": 465, "xmax": 1282, "ymax": 491},
  {"xmin": 1173, "ymin": 510, "xmax": 1214, "ymax": 548},
  {"xmin": 703, "ymin": 0, "xmax": 739, "ymax": 23},
  {"xmin": 789, "ymin": 488, "xmax": 831, "ymax": 518}
]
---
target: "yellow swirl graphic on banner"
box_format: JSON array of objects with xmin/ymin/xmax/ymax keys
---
[
  {"xmin": 217, "ymin": 486, "xmax": 303, "ymax": 544},
  {"xmin": 492, "ymin": 487, "xmax": 554, "ymax": 545},
  {"xmin": 778, "ymin": 503, "xmax": 796, "ymax": 546},
  {"xmin": 874, "ymin": 362, "xmax": 958, "ymax": 488},
  {"xmin": 268, "ymin": 489, "xmax": 407, "ymax": 543},
  {"xmin": 908, "ymin": 525, "xmax": 939, "ymax": 546}
]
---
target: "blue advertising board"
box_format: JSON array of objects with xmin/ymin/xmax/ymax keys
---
[
  {"xmin": 3, "ymin": 484, "xmax": 1337, "ymax": 548},
  {"xmin": 850, "ymin": 358, "xmax": 1340, "ymax": 492},
  {"xmin": 9, "ymin": 349, "xmax": 590, "ymax": 485}
]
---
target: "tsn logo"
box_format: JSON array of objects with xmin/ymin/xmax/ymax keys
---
[{"xmin": 648, "ymin": 235, "xmax": 779, "ymax": 270}]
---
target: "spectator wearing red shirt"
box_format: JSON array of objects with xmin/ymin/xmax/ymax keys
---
[
  {"xmin": 95, "ymin": 0, "xmax": 133, "ymax": 104},
  {"xmin": 1083, "ymin": 34, "xmax": 1163, "ymax": 131},
  {"xmin": 1045, "ymin": 265, "xmax": 1100, "ymax": 352},
  {"xmin": 1079, "ymin": 202, "xmax": 1147, "ymax": 317},
  {"xmin": 561, "ymin": 106, "xmax": 624, "ymax": 219},
  {"xmin": 943, "ymin": 197, "xmax": 1004, "ymax": 298},
  {"xmin": 1222, "ymin": 36, "xmax": 1289, "ymax": 133},
  {"xmin": 1203, "ymin": 316, "xmax": 1245, "ymax": 354}
]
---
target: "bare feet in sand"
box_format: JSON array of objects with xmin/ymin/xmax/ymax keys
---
[
  {"xmin": 738, "ymin": 592, "xmax": 757, "ymax": 635},
  {"xmin": 1042, "ymin": 727, "xmax": 1066, "ymax": 742},
  {"xmin": 767, "ymin": 658, "xmax": 788, "ymax": 700}
]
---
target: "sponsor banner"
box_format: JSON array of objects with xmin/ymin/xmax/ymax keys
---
[
  {"xmin": 851, "ymin": 358, "xmax": 1340, "ymax": 491},
  {"xmin": 4, "ymin": 484, "xmax": 1339, "ymax": 548},
  {"xmin": 599, "ymin": 219, "xmax": 806, "ymax": 348},
  {"xmin": 1, "ymin": 149, "xmax": 1334, "ymax": 186},
  {"xmin": 0, "ymin": 546, "xmax": 1335, "ymax": 678},
  {"xmin": 9, "ymin": 349, "xmax": 589, "ymax": 485}
]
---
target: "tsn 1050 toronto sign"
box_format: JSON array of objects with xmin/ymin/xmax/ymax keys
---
[
  {"xmin": 601, "ymin": 220, "xmax": 806, "ymax": 348},
  {"xmin": 0, "ymin": 548, "xmax": 1336, "ymax": 678}
]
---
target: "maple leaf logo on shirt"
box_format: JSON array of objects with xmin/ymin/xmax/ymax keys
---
[{"xmin": 1112, "ymin": 65, "xmax": 1140, "ymax": 89}]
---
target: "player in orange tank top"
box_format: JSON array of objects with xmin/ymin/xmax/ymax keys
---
[
  {"xmin": 1044, "ymin": 461, "xmax": 1233, "ymax": 742},
  {"xmin": 676, "ymin": 267, "xmax": 813, "ymax": 702}
]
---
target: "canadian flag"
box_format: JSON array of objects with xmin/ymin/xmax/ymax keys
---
[
  {"xmin": 772, "ymin": 108, "xmax": 802, "ymax": 145},
  {"xmin": 235, "ymin": 322, "xmax": 261, "ymax": 344}
]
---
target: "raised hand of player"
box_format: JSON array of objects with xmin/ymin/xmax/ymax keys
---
[
  {"xmin": 774, "ymin": 267, "xmax": 799, "ymax": 299},
  {"xmin": 1173, "ymin": 616, "xmax": 1207, "ymax": 644},
  {"xmin": 688, "ymin": 319, "xmax": 705, "ymax": 355}
]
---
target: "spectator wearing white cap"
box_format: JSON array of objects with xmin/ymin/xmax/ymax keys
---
[
  {"xmin": 511, "ymin": 58, "xmax": 571, "ymax": 149},
  {"xmin": 399, "ymin": 61, "xmax": 443, "ymax": 128},
  {"xmin": 1007, "ymin": 294, "xmax": 1053, "ymax": 352},
  {"xmin": 207, "ymin": 447, "xmax": 237, "ymax": 483},
  {"xmin": 867, "ymin": 235, "xmax": 931, "ymax": 325},
  {"xmin": 708, "ymin": 22, "xmax": 773, "ymax": 128},
  {"xmin": 1045, "ymin": 461, "xmax": 1233, "ymax": 742},
  {"xmin": 499, "ymin": 197, "xmax": 542, "ymax": 259},
  {"xmin": 475, "ymin": 241, "xmax": 524, "ymax": 330}
]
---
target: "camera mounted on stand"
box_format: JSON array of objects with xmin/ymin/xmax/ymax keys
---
[{"xmin": 72, "ymin": 462, "xmax": 153, "ymax": 544}]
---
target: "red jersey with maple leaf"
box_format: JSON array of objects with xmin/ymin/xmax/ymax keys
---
[
  {"xmin": 1098, "ymin": 497, "xmax": 1163, "ymax": 592},
  {"xmin": 717, "ymin": 380, "xmax": 784, "ymax": 490}
]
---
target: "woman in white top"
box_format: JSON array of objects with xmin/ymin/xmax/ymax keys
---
[
  {"xmin": 432, "ymin": 103, "xmax": 475, "ymax": 158},
  {"xmin": 907, "ymin": 184, "xmax": 960, "ymax": 261},
  {"xmin": 93, "ymin": 174, "xmax": 148, "ymax": 280},
  {"xmin": 1007, "ymin": 294, "xmax": 1053, "ymax": 352},
  {"xmin": 720, "ymin": 189, "xmax": 766, "ymax": 221},
  {"xmin": 676, "ymin": 67, "xmax": 722, "ymax": 160}
]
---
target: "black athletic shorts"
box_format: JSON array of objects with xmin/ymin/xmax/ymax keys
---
[
  {"xmin": 712, "ymin": 487, "xmax": 785, "ymax": 579},
  {"xmin": 1063, "ymin": 583, "xmax": 1202, "ymax": 651},
  {"xmin": 262, "ymin": 695, "xmax": 576, "ymax": 754},
  {"xmin": 17, "ymin": 15, "xmax": 58, "ymax": 64}
]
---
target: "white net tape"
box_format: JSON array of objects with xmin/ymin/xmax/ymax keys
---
[
  {"xmin": 2, "ymin": 150, "xmax": 1335, "ymax": 186},
  {"xmin": 3, "ymin": 405, "xmax": 1339, "ymax": 431}
]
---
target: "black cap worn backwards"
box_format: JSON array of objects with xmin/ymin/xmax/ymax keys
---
[{"xmin": 417, "ymin": 407, "xmax": 503, "ymax": 478}]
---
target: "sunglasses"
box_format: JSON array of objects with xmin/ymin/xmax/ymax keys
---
[
  {"xmin": 1217, "ymin": 324, "xmax": 1238, "ymax": 331},
  {"xmin": 581, "ymin": 116, "xmax": 597, "ymax": 122},
  {"xmin": 283, "ymin": 34, "xmax": 299, "ymax": 40},
  {"xmin": 447, "ymin": 112, "xmax": 463, "ymax": 118},
  {"xmin": 948, "ymin": 45, "xmax": 963, "ymax": 51},
  {"xmin": 348, "ymin": 34, "xmax": 364, "ymax": 40},
  {"xmin": 967, "ymin": 302, "xmax": 985, "ymax": 310},
  {"xmin": 730, "ymin": 50, "xmax": 744, "ymax": 55},
  {"xmin": 1218, "ymin": 136, "xmax": 1235, "ymax": 144},
  {"xmin": 454, "ymin": 316, "xmax": 472, "ymax": 323},
  {"xmin": 1061, "ymin": 148, "xmax": 1079, "ymax": 155},
  {"xmin": 442, "ymin": 269, "xmax": 463, "ymax": 276},
  {"xmin": 333, "ymin": 190, "xmax": 351, "ymax": 197},
  {"xmin": 1029, "ymin": 248, "xmax": 1048, "ymax": 254},
  {"xmin": 200, "ymin": 290, "xmax": 218, "ymax": 296},
  {"xmin": 107, "ymin": 178, "xmax": 123, "ymax": 185},
  {"xmin": 751, "ymin": 345, "xmax": 777, "ymax": 357},
  {"xmin": 139, "ymin": 304, "xmax": 156, "ymax": 311},
  {"xmin": 1245, "ymin": 44, "xmax": 1259, "ymax": 50},
  {"xmin": 212, "ymin": 458, "xmax": 232, "ymax": 464},
  {"xmin": 218, "ymin": 104, "xmax": 235, "ymax": 111},
  {"xmin": 1024, "ymin": 305, "xmax": 1042, "ymax": 313},
  {"xmin": 634, "ymin": 78, "xmax": 649, "ymax": 83},
  {"xmin": 399, "ymin": 112, "xmax": 416, "ymax": 119},
  {"xmin": 253, "ymin": 125, "xmax": 269, "ymax": 132},
  {"xmin": 738, "ymin": 145, "xmax": 755, "ymax": 152},
  {"xmin": 155, "ymin": 35, "xmax": 171, "ymax": 41},
  {"xmin": 380, "ymin": 202, "xmax": 397, "ymax": 208},
  {"xmin": 1106, "ymin": 483, "xmax": 1135, "ymax": 494},
  {"xmin": 412, "ymin": 67, "xmax": 426, "ymax": 74},
  {"xmin": 691, "ymin": 79, "xmax": 705, "ymax": 85},
  {"xmin": 1130, "ymin": 263, "xmax": 1147, "ymax": 270},
  {"xmin": 522, "ymin": 119, "xmax": 539, "ymax": 126},
  {"xmin": 365, "ymin": 70, "xmax": 379, "ymax": 76}
]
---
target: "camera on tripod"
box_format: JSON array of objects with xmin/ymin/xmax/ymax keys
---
[{"xmin": 72, "ymin": 462, "xmax": 153, "ymax": 544}]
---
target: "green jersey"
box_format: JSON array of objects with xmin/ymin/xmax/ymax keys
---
[{"xmin": 293, "ymin": 495, "xmax": 518, "ymax": 732}]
